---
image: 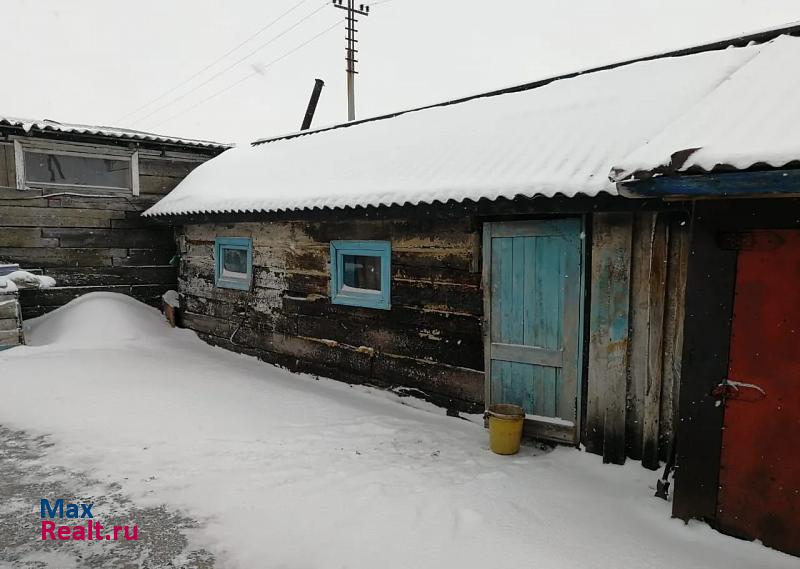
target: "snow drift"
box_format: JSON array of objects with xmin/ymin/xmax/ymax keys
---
[{"xmin": 26, "ymin": 292, "xmax": 172, "ymax": 348}]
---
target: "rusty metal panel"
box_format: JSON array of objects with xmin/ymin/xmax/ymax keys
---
[{"xmin": 717, "ymin": 229, "xmax": 800, "ymax": 556}]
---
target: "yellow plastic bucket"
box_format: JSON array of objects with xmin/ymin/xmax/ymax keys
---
[{"xmin": 486, "ymin": 404, "xmax": 525, "ymax": 455}]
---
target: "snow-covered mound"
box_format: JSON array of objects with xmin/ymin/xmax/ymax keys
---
[
  {"xmin": 26, "ymin": 292, "xmax": 171, "ymax": 348},
  {"xmin": 3, "ymin": 270, "xmax": 56, "ymax": 289}
]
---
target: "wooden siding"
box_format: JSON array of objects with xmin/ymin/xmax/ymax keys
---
[
  {"xmin": 586, "ymin": 211, "xmax": 689, "ymax": 467},
  {"xmin": 0, "ymin": 294, "xmax": 23, "ymax": 349},
  {"xmin": 0, "ymin": 140, "xmax": 216, "ymax": 317},
  {"xmin": 178, "ymin": 217, "xmax": 485, "ymax": 411},
  {"xmin": 177, "ymin": 203, "xmax": 690, "ymax": 445}
]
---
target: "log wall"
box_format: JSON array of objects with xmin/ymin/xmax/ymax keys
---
[
  {"xmin": 177, "ymin": 214, "xmax": 485, "ymax": 411},
  {"xmin": 176, "ymin": 202, "xmax": 689, "ymax": 443},
  {"xmin": 0, "ymin": 138, "xmax": 222, "ymax": 317}
]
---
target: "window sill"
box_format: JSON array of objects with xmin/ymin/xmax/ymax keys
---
[
  {"xmin": 215, "ymin": 277, "xmax": 251, "ymax": 291},
  {"xmin": 331, "ymin": 292, "xmax": 390, "ymax": 310}
]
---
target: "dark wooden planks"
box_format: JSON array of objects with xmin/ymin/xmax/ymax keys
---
[
  {"xmin": 672, "ymin": 206, "xmax": 735, "ymax": 522},
  {"xmin": 623, "ymin": 212, "xmax": 669, "ymax": 468},
  {"xmin": 45, "ymin": 266, "xmax": 176, "ymax": 287},
  {"xmin": 582, "ymin": 208, "xmax": 692, "ymax": 467},
  {"xmin": 659, "ymin": 217, "xmax": 690, "ymax": 461},
  {"xmin": 0, "ymin": 144, "xmax": 14, "ymax": 189},
  {"xmin": 137, "ymin": 157, "xmax": 201, "ymax": 196},
  {"xmin": 640, "ymin": 214, "xmax": 669, "ymax": 470},
  {"xmin": 626, "ymin": 213, "xmax": 655, "ymax": 460},
  {"xmin": 178, "ymin": 215, "xmax": 484, "ymax": 410},
  {"xmin": 20, "ymin": 284, "xmax": 171, "ymax": 317},
  {"xmin": 0, "ymin": 228, "xmax": 59, "ymax": 247},
  {"xmin": 40, "ymin": 227, "xmax": 173, "ymax": 248},
  {"xmin": 0, "ymin": 205, "xmax": 126, "ymax": 227},
  {"xmin": 0, "ymin": 144, "xmax": 216, "ymax": 318},
  {"xmin": 178, "ymin": 204, "xmax": 693, "ymax": 444},
  {"xmin": 586, "ymin": 212, "xmax": 633, "ymax": 464}
]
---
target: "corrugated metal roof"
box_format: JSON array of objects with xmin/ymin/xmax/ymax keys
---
[
  {"xmin": 144, "ymin": 43, "xmax": 761, "ymax": 218},
  {"xmin": 612, "ymin": 35, "xmax": 800, "ymax": 181},
  {"xmin": 0, "ymin": 116, "xmax": 232, "ymax": 150},
  {"xmin": 253, "ymin": 21, "xmax": 800, "ymax": 148}
]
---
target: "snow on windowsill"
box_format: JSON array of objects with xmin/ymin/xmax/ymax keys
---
[{"xmin": 339, "ymin": 284, "xmax": 382, "ymax": 295}]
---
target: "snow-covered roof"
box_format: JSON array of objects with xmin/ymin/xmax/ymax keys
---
[
  {"xmin": 144, "ymin": 35, "xmax": 797, "ymax": 218},
  {"xmin": 612, "ymin": 35, "xmax": 800, "ymax": 181},
  {"xmin": 0, "ymin": 116, "xmax": 232, "ymax": 150}
]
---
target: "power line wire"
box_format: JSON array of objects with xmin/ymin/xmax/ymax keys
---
[
  {"xmin": 131, "ymin": 2, "xmax": 330, "ymax": 127},
  {"xmin": 151, "ymin": 18, "xmax": 344, "ymax": 129},
  {"xmin": 116, "ymin": 0, "xmax": 312, "ymax": 123}
]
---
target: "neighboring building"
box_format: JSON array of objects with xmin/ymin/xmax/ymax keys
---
[
  {"xmin": 144, "ymin": 29, "xmax": 800, "ymax": 555},
  {"xmin": 0, "ymin": 117, "xmax": 231, "ymax": 317}
]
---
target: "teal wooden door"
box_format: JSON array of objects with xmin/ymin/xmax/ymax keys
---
[{"xmin": 483, "ymin": 219, "xmax": 583, "ymax": 443}]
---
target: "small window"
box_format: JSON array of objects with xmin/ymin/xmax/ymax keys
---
[
  {"xmin": 24, "ymin": 151, "xmax": 132, "ymax": 190},
  {"xmin": 214, "ymin": 237, "xmax": 253, "ymax": 290},
  {"xmin": 330, "ymin": 241, "xmax": 391, "ymax": 310},
  {"xmin": 15, "ymin": 140, "xmax": 138, "ymax": 194}
]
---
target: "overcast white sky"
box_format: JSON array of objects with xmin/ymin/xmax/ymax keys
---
[{"xmin": 3, "ymin": 0, "xmax": 798, "ymax": 144}]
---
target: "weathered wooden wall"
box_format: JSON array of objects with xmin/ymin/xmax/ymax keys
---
[
  {"xmin": 0, "ymin": 293, "xmax": 24, "ymax": 349},
  {"xmin": 0, "ymin": 139, "xmax": 219, "ymax": 317},
  {"xmin": 585, "ymin": 211, "xmax": 689, "ymax": 468},
  {"xmin": 174, "ymin": 199, "xmax": 689, "ymax": 454},
  {"xmin": 177, "ymin": 214, "xmax": 485, "ymax": 411}
]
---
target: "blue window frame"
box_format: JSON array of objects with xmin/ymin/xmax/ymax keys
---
[
  {"xmin": 330, "ymin": 240, "xmax": 391, "ymax": 310},
  {"xmin": 214, "ymin": 237, "xmax": 253, "ymax": 290}
]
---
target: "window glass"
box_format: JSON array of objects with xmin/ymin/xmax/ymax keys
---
[
  {"xmin": 214, "ymin": 237, "xmax": 252, "ymax": 291},
  {"xmin": 222, "ymin": 248, "xmax": 248, "ymax": 276},
  {"xmin": 24, "ymin": 151, "xmax": 131, "ymax": 189},
  {"xmin": 342, "ymin": 254, "xmax": 381, "ymax": 292},
  {"xmin": 330, "ymin": 241, "xmax": 391, "ymax": 309}
]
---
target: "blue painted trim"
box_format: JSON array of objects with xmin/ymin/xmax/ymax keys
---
[
  {"xmin": 620, "ymin": 169, "xmax": 800, "ymax": 198},
  {"xmin": 330, "ymin": 240, "xmax": 391, "ymax": 310},
  {"xmin": 214, "ymin": 237, "xmax": 253, "ymax": 291}
]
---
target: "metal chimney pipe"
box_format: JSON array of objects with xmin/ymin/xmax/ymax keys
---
[{"xmin": 301, "ymin": 79, "xmax": 325, "ymax": 131}]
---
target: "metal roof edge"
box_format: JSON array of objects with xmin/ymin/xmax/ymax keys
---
[{"xmin": 0, "ymin": 116, "xmax": 234, "ymax": 150}]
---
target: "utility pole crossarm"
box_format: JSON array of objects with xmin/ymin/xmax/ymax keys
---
[{"xmin": 332, "ymin": 0, "xmax": 370, "ymax": 121}]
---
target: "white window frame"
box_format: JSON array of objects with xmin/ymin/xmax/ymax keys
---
[{"xmin": 13, "ymin": 138, "xmax": 140, "ymax": 196}]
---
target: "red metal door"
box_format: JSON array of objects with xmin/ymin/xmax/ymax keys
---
[{"xmin": 717, "ymin": 229, "xmax": 800, "ymax": 555}]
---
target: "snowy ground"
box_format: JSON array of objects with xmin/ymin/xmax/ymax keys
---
[{"xmin": 0, "ymin": 293, "xmax": 796, "ymax": 569}]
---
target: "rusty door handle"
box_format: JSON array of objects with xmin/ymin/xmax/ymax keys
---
[{"xmin": 712, "ymin": 380, "xmax": 766, "ymax": 402}]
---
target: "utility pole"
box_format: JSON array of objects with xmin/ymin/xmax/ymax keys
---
[{"xmin": 332, "ymin": 0, "xmax": 369, "ymax": 121}]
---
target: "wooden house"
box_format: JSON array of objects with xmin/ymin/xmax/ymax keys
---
[
  {"xmin": 144, "ymin": 28, "xmax": 800, "ymax": 555},
  {"xmin": 0, "ymin": 117, "xmax": 230, "ymax": 319}
]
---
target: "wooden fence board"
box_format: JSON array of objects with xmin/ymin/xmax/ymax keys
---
[
  {"xmin": 659, "ymin": 217, "xmax": 690, "ymax": 459},
  {"xmin": 641, "ymin": 214, "xmax": 669, "ymax": 470},
  {"xmin": 626, "ymin": 212, "xmax": 656, "ymax": 460},
  {"xmin": 587, "ymin": 212, "xmax": 633, "ymax": 464}
]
